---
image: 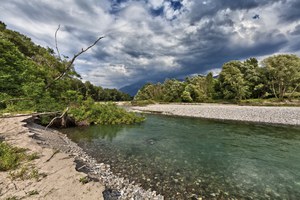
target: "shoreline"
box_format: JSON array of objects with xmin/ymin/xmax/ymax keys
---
[
  {"xmin": 0, "ymin": 116, "xmax": 163, "ymax": 200},
  {"xmin": 129, "ymin": 103, "xmax": 300, "ymax": 126}
]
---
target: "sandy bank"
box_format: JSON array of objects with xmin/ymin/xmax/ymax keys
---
[
  {"xmin": 0, "ymin": 116, "xmax": 164, "ymax": 200},
  {"xmin": 130, "ymin": 104, "xmax": 300, "ymax": 126},
  {"xmin": 0, "ymin": 116, "xmax": 104, "ymax": 200}
]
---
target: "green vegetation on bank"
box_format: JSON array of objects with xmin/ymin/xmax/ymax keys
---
[
  {"xmin": 0, "ymin": 21, "xmax": 142, "ymax": 125},
  {"xmin": 135, "ymin": 56, "xmax": 300, "ymax": 104},
  {"xmin": 69, "ymin": 98, "xmax": 145, "ymax": 125},
  {"xmin": 0, "ymin": 141, "xmax": 38, "ymax": 171}
]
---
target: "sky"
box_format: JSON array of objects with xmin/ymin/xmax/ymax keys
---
[{"xmin": 1, "ymin": 0, "xmax": 300, "ymax": 89}]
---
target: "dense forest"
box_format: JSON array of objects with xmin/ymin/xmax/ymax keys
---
[
  {"xmin": 134, "ymin": 56, "xmax": 300, "ymax": 103},
  {"xmin": 0, "ymin": 22, "xmax": 143, "ymax": 125}
]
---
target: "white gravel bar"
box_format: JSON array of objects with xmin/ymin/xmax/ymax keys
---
[{"xmin": 131, "ymin": 104, "xmax": 300, "ymax": 126}]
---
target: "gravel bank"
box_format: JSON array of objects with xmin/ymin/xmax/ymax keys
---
[{"xmin": 131, "ymin": 104, "xmax": 300, "ymax": 126}]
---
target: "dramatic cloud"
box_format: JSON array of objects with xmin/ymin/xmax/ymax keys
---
[{"xmin": 1, "ymin": 0, "xmax": 300, "ymax": 89}]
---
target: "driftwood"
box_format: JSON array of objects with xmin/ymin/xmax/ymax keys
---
[
  {"xmin": 0, "ymin": 111, "xmax": 61, "ymax": 118},
  {"xmin": 45, "ymin": 107, "xmax": 69, "ymax": 130}
]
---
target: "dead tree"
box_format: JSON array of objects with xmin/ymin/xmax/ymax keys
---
[
  {"xmin": 44, "ymin": 25, "xmax": 104, "ymax": 128},
  {"xmin": 46, "ymin": 25, "xmax": 104, "ymax": 89}
]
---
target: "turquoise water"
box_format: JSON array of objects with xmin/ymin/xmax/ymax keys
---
[{"xmin": 63, "ymin": 114, "xmax": 300, "ymax": 199}]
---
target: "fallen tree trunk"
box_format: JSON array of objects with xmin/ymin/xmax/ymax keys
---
[{"xmin": 0, "ymin": 111, "xmax": 61, "ymax": 118}]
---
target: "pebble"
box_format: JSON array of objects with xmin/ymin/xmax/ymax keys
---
[
  {"xmin": 131, "ymin": 104, "xmax": 300, "ymax": 126},
  {"xmin": 56, "ymin": 133, "xmax": 164, "ymax": 200}
]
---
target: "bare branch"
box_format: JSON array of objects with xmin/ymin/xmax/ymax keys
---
[
  {"xmin": 55, "ymin": 25, "xmax": 61, "ymax": 60},
  {"xmin": 46, "ymin": 27, "xmax": 104, "ymax": 90},
  {"xmin": 45, "ymin": 107, "xmax": 69, "ymax": 130}
]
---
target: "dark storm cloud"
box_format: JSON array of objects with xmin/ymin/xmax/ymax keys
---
[
  {"xmin": 279, "ymin": 0, "xmax": 300, "ymax": 22},
  {"xmin": 290, "ymin": 24, "xmax": 300, "ymax": 35},
  {"xmin": 1, "ymin": 0, "xmax": 299, "ymax": 89},
  {"xmin": 7, "ymin": 0, "xmax": 75, "ymax": 23},
  {"xmin": 189, "ymin": 0, "xmax": 281, "ymax": 23}
]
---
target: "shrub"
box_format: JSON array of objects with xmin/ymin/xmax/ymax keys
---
[{"xmin": 69, "ymin": 98, "xmax": 145, "ymax": 125}]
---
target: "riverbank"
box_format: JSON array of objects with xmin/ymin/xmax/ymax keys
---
[
  {"xmin": 0, "ymin": 116, "xmax": 163, "ymax": 200},
  {"xmin": 130, "ymin": 103, "xmax": 300, "ymax": 126}
]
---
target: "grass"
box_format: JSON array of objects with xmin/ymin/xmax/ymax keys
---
[
  {"xmin": 9, "ymin": 165, "xmax": 45, "ymax": 181},
  {"xmin": 0, "ymin": 142, "xmax": 27, "ymax": 171},
  {"xmin": 0, "ymin": 141, "xmax": 44, "ymax": 182},
  {"xmin": 79, "ymin": 176, "xmax": 90, "ymax": 184},
  {"xmin": 131, "ymin": 100, "xmax": 157, "ymax": 106},
  {"xmin": 27, "ymin": 190, "xmax": 39, "ymax": 196},
  {"xmin": 239, "ymin": 98, "xmax": 300, "ymax": 107},
  {"xmin": 5, "ymin": 196, "xmax": 18, "ymax": 200},
  {"xmin": 0, "ymin": 141, "xmax": 40, "ymax": 171}
]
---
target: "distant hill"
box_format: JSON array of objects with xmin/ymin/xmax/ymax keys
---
[{"xmin": 119, "ymin": 80, "xmax": 155, "ymax": 96}]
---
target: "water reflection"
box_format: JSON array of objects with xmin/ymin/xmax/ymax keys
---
[{"xmin": 65, "ymin": 125, "xmax": 128, "ymax": 142}]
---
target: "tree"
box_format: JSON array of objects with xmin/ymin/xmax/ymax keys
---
[
  {"xmin": 218, "ymin": 61, "xmax": 249, "ymax": 100},
  {"xmin": 242, "ymin": 58, "xmax": 266, "ymax": 98},
  {"xmin": 205, "ymin": 72, "xmax": 216, "ymax": 99},
  {"xmin": 134, "ymin": 83, "xmax": 164, "ymax": 101},
  {"xmin": 181, "ymin": 91, "xmax": 193, "ymax": 102},
  {"xmin": 163, "ymin": 79, "xmax": 185, "ymax": 102},
  {"xmin": 262, "ymin": 54, "xmax": 300, "ymax": 99}
]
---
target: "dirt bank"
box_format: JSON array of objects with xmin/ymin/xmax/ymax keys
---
[{"xmin": 0, "ymin": 116, "xmax": 104, "ymax": 200}]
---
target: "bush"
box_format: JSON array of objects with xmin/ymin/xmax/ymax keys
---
[{"xmin": 69, "ymin": 98, "xmax": 145, "ymax": 125}]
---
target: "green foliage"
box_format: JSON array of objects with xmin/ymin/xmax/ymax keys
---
[
  {"xmin": 205, "ymin": 72, "xmax": 216, "ymax": 99},
  {"xmin": 163, "ymin": 79, "xmax": 185, "ymax": 102},
  {"xmin": 262, "ymin": 54, "xmax": 300, "ymax": 99},
  {"xmin": 9, "ymin": 165, "xmax": 42, "ymax": 181},
  {"xmin": 134, "ymin": 83, "xmax": 164, "ymax": 101},
  {"xmin": 0, "ymin": 142, "xmax": 26, "ymax": 171},
  {"xmin": 69, "ymin": 98, "xmax": 145, "ymax": 125},
  {"xmin": 218, "ymin": 61, "xmax": 249, "ymax": 100},
  {"xmin": 0, "ymin": 21, "xmax": 137, "ymax": 125},
  {"xmin": 181, "ymin": 91, "xmax": 193, "ymax": 102},
  {"xmin": 135, "ymin": 55, "xmax": 300, "ymax": 102},
  {"xmin": 0, "ymin": 141, "xmax": 40, "ymax": 173},
  {"xmin": 79, "ymin": 176, "xmax": 90, "ymax": 184}
]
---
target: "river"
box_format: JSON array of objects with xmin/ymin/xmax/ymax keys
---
[{"xmin": 62, "ymin": 114, "xmax": 300, "ymax": 199}]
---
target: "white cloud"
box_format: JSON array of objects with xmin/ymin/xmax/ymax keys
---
[{"xmin": 148, "ymin": 0, "xmax": 164, "ymax": 9}]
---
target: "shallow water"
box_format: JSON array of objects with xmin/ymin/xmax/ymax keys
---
[{"xmin": 62, "ymin": 114, "xmax": 300, "ymax": 199}]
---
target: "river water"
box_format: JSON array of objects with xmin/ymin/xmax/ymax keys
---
[{"xmin": 62, "ymin": 114, "xmax": 300, "ymax": 199}]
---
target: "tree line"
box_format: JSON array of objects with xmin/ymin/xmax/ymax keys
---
[{"xmin": 134, "ymin": 55, "xmax": 300, "ymax": 102}]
